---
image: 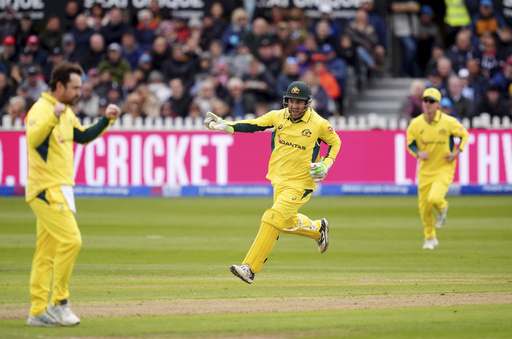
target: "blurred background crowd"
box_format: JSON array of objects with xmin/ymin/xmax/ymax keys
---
[{"xmin": 0, "ymin": 0, "xmax": 511, "ymax": 127}]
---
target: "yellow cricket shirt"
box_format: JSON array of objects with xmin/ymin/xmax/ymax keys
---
[
  {"xmin": 25, "ymin": 92, "xmax": 114, "ymax": 202},
  {"xmin": 406, "ymin": 110, "xmax": 469, "ymax": 178},
  {"xmin": 231, "ymin": 107, "xmax": 341, "ymax": 189}
]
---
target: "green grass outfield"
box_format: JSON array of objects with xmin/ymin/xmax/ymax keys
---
[{"xmin": 0, "ymin": 195, "xmax": 511, "ymax": 338}]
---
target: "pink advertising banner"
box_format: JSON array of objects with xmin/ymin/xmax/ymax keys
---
[{"xmin": 1, "ymin": 130, "xmax": 511, "ymax": 187}]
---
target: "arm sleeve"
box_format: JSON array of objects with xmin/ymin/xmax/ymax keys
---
[
  {"xmin": 449, "ymin": 119, "xmax": 469, "ymax": 152},
  {"xmin": 73, "ymin": 115, "xmax": 113, "ymax": 144},
  {"xmin": 230, "ymin": 111, "xmax": 275, "ymax": 133},
  {"xmin": 319, "ymin": 120, "xmax": 341, "ymax": 168},
  {"xmin": 25, "ymin": 108, "xmax": 59, "ymax": 149},
  {"xmin": 406, "ymin": 124, "xmax": 419, "ymax": 158}
]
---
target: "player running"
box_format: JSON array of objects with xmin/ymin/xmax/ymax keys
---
[
  {"xmin": 204, "ymin": 81, "xmax": 341, "ymax": 283},
  {"xmin": 406, "ymin": 87, "xmax": 469, "ymax": 250}
]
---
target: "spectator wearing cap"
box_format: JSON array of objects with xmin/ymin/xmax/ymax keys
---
[
  {"xmin": 121, "ymin": 30, "xmax": 143, "ymax": 71},
  {"xmin": 18, "ymin": 47, "xmax": 35, "ymax": 70},
  {"xmin": 274, "ymin": 21, "xmax": 298, "ymax": 61},
  {"xmin": 70, "ymin": 13, "xmax": 95, "ymax": 56},
  {"xmin": 80, "ymin": 33, "xmax": 106, "ymax": 73},
  {"xmin": 100, "ymin": 8, "xmax": 131, "ymax": 46},
  {"xmin": 295, "ymin": 44, "xmax": 312, "ymax": 75},
  {"xmin": 1, "ymin": 36, "xmax": 18, "ymax": 71},
  {"xmin": 345, "ymin": 9, "xmax": 382, "ymax": 72},
  {"xmin": 241, "ymin": 17, "xmax": 272, "ymax": 59},
  {"xmin": 471, "ymin": 0, "xmax": 507, "ymax": 49},
  {"xmin": 61, "ymin": 33, "xmax": 81, "ymax": 64},
  {"xmin": 24, "ymin": 35, "xmax": 49, "ymax": 70},
  {"xmin": 309, "ymin": 3, "xmax": 344, "ymax": 44},
  {"xmin": 17, "ymin": 12, "xmax": 37, "ymax": 48},
  {"xmin": 76, "ymin": 81, "xmax": 100, "ymax": 119},
  {"xmin": 0, "ymin": 6, "xmax": 20, "ymax": 46},
  {"xmin": 168, "ymin": 78, "xmax": 192, "ymax": 118},
  {"xmin": 136, "ymin": 9, "xmax": 157, "ymax": 53},
  {"xmin": 417, "ymin": 5, "xmax": 443, "ymax": 75},
  {"xmin": 257, "ymin": 38, "xmax": 282, "ymax": 84},
  {"xmin": 447, "ymin": 75, "xmax": 474, "ymax": 119},
  {"xmin": 136, "ymin": 53, "xmax": 153, "ymax": 82},
  {"xmin": 98, "ymin": 43, "xmax": 132, "ymax": 84},
  {"xmin": 440, "ymin": 97, "xmax": 461, "ymax": 121},
  {"xmin": 39, "ymin": 15, "xmax": 64, "ymax": 52},
  {"xmin": 17, "ymin": 66, "xmax": 48, "ymax": 103},
  {"xmin": 43, "ymin": 47, "xmax": 65, "ymax": 82},
  {"xmin": 474, "ymin": 83, "xmax": 509, "ymax": 118},
  {"xmin": 311, "ymin": 53, "xmax": 341, "ymax": 104},
  {"xmin": 276, "ymin": 57, "xmax": 301, "ymax": 97},
  {"xmin": 221, "ymin": 8, "xmax": 250, "ymax": 55},
  {"xmin": 163, "ymin": 43, "xmax": 196, "ymax": 90},
  {"xmin": 446, "ymin": 28, "xmax": 475, "ymax": 73},
  {"xmin": 321, "ymin": 43, "xmax": 347, "ymax": 113},
  {"xmin": 390, "ymin": 0, "xmax": 421, "ymax": 77}
]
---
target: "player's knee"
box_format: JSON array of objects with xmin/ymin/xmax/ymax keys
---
[
  {"xmin": 261, "ymin": 209, "xmax": 286, "ymax": 231},
  {"xmin": 427, "ymin": 195, "xmax": 443, "ymax": 207}
]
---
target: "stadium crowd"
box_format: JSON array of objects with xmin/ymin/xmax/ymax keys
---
[{"xmin": 0, "ymin": 0, "xmax": 511, "ymax": 126}]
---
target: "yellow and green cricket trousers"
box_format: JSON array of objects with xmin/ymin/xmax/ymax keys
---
[
  {"xmin": 417, "ymin": 174, "xmax": 452, "ymax": 240},
  {"xmin": 242, "ymin": 185, "xmax": 323, "ymax": 273},
  {"xmin": 27, "ymin": 186, "xmax": 82, "ymax": 316}
]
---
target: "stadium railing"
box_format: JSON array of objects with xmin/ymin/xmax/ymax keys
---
[{"xmin": 1, "ymin": 112, "xmax": 510, "ymax": 131}]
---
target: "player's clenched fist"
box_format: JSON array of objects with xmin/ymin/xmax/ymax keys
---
[
  {"xmin": 105, "ymin": 104, "xmax": 122, "ymax": 119},
  {"xmin": 54, "ymin": 103, "xmax": 66, "ymax": 118}
]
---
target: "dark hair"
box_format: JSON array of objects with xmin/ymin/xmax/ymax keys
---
[{"xmin": 49, "ymin": 62, "xmax": 83, "ymax": 91}]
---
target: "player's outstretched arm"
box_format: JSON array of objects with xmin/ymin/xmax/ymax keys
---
[{"xmin": 204, "ymin": 111, "xmax": 234, "ymax": 134}]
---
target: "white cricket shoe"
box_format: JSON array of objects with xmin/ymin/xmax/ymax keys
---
[
  {"xmin": 316, "ymin": 218, "xmax": 330, "ymax": 253},
  {"xmin": 435, "ymin": 205, "xmax": 449, "ymax": 229},
  {"xmin": 46, "ymin": 300, "xmax": 80, "ymax": 326},
  {"xmin": 423, "ymin": 237, "xmax": 439, "ymax": 250},
  {"xmin": 27, "ymin": 312, "xmax": 59, "ymax": 327},
  {"xmin": 230, "ymin": 264, "xmax": 255, "ymax": 284}
]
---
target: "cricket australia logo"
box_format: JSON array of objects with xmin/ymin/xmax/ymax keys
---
[
  {"xmin": 290, "ymin": 86, "xmax": 300, "ymax": 94},
  {"xmin": 439, "ymin": 128, "xmax": 447, "ymax": 135},
  {"xmin": 301, "ymin": 129, "xmax": 312, "ymax": 137}
]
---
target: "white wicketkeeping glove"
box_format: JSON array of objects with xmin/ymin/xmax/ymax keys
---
[
  {"xmin": 309, "ymin": 157, "xmax": 332, "ymax": 183},
  {"xmin": 204, "ymin": 111, "xmax": 234, "ymax": 135}
]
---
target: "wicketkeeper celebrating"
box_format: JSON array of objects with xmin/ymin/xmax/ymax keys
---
[
  {"xmin": 204, "ymin": 81, "xmax": 341, "ymax": 284},
  {"xmin": 25, "ymin": 62, "xmax": 121, "ymax": 326}
]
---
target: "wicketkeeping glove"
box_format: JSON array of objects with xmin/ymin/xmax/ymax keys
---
[
  {"xmin": 309, "ymin": 157, "xmax": 332, "ymax": 183},
  {"xmin": 204, "ymin": 111, "xmax": 234, "ymax": 135}
]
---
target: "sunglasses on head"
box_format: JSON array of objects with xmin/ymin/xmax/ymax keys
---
[{"xmin": 423, "ymin": 98, "xmax": 436, "ymax": 104}]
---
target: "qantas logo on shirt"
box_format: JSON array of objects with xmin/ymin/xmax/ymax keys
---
[{"xmin": 278, "ymin": 135, "xmax": 306, "ymax": 150}]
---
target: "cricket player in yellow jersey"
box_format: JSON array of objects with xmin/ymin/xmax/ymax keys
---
[
  {"xmin": 406, "ymin": 88, "xmax": 469, "ymax": 250},
  {"xmin": 204, "ymin": 81, "xmax": 341, "ymax": 283},
  {"xmin": 25, "ymin": 62, "xmax": 121, "ymax": 326}
]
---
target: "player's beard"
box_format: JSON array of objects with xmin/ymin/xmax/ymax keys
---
[{"xmin": 62, "ymin": 95, "xmax": 80, "ymax": 106}]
